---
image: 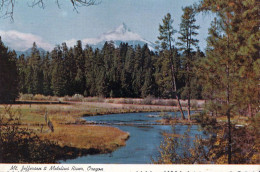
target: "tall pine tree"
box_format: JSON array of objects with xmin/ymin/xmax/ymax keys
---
[
  {"xmin": 198, "ymin": 0, "xmax": 259, "ymax": 163},
  {"xmin": 156, "ymin": 13, "xmax": 185, "ymax": 119},
  {"xmin": 0, "ymin": 37, "xmax": 18, "ymax": 102},
  {"xmin": 177, "ymin": 6, "xmax": 199, "ymax": 121}
]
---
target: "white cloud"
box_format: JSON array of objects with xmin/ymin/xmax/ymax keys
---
[
  {"xmin": 64, "ymin": 38, "xmax": 101, "ymax": 48},
  {"xmin": 64, "ymin": 38, "xmax": 77, "ymax": 48},
  {"xmin": 0, "ymin": 30, "xmax": 53, "ymax": 51}
]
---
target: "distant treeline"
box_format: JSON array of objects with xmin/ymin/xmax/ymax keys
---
[{"xmin": 15, "ymin": 41, "xmax": 204, "ymax": 99}]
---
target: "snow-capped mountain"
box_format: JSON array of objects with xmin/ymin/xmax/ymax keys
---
[
  {"xmin": 66, "ymin": 23, "xmax": 156, "ymax": 51},
  {"xmin": 15, "ymin": 23, "xmax": 156, "ymax": 56}
]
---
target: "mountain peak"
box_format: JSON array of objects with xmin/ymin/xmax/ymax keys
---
[{"xmin": 115, "ymin": 23, "xmax": 131, "ymax": 33}]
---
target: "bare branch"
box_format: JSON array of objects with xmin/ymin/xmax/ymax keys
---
[
  {"xmin": 55, "ymin": 0, "xmax": 61, "ymax": 9},
  {"xmin": 0, "ymin": 0, "xmax": 100, "ymax": 21},
  {"xmin": 0, "ymin": 0, "xmax": 15, "ymax": 21},
  {"xmin": 70, "ymin": 0, "xmax": 101, "ymax": 13},
  {"xmin": 28, "ymin": 0, "xmax": 45, "ymax": 9}
]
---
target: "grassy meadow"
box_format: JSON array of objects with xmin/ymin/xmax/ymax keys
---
[{"xmin": 0, "ymin": 94, "xmax": 205, "ymax": 161}]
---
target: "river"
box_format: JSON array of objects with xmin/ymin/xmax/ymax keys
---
[{"xmin": 61, "ymin": 111, "xmax": 203, "ymax": 164}]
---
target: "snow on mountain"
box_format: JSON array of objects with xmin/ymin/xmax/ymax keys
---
[{"xmin": 66, "ymin": 23, "xmax": 156, "ymax": 51}]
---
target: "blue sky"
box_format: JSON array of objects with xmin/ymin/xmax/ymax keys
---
[{"xmin": 0, "ymin": 0, "xmax": 213, "ymax": 51}]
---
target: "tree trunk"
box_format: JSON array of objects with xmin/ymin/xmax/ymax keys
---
[
  {"xmin": 187, "ymin": 62, "xmax": 191, "ymax": 121},
  {"xmin": 187, "ymin": 90, "xmax": 191, "ymax": 121},
  {"xmin": 226, "ymin": 15, "xmax": 232, "ymax": 163},
  {"xmin": 171, "ymin": 64, "xmax": 185, "ymax": 120},
  {"xmin": 226, "ymin": 66, "xmax": 232, "ymax": 164},
  {"xmin": 168, "ymin": 42, "xmax": 185, "ymax": 120},
  {"xmin": 227, "ymin": 110, "xmax": 232, "ymax": 164},
  {"xmin": 176, "ymin": 94, "xmax": 185, "ymax": 120}
]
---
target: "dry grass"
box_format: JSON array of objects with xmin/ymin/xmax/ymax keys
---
[
  {"xmin": 18, "ymin": 94, "xmax": 205, "ymax": 108},
  {"xmin": 0, "ymin": 103, "xmax": 129, "ymax": 153},
  {"xmin": 40, "ymin": 124, "xmax": 129, "ymax": 152}
]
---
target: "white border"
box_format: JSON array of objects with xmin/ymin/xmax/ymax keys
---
[{"xmin": 0, "ymin": 164, "xmax": 259, "ymax": 172}]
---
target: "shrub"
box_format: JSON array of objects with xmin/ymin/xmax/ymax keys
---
[
  {"xmin": 50, "ymin": 96, "xmax": 59, "ymax": 101},
  {"xmin": 191, "ymin": 100, "xmax": 199, "ymax": 109},
  {"xmin": 141, "ymin": 96, "xmax": 155, "ymax": 105},
  {"xmin": 124, "ymin": 99, "xmax": 134, "ymax": 104},
  {"xmin": 34, "ymin": 94, "xmax": 48, "ymax": 101},
  {"xmin": 166, "ymin": 99, "xmax": 178, "ymax": 106},
  {"xmin": 106, "ymin": 99, "xmax": 114, "ymax": 103},
  {"xmin": 113, "ymin": 98, "xmax": 125, "ymax": 104},
  {"xmin": 83, "ymin": 96, "xmax": 105, "ymax": 102},
  {"xmin": 19, "ymin": 93, "xmax": 34, "ymax": 101},
  {"xmin": 72, "ymin": 94, "xmax": 84, "ymax": 101}
]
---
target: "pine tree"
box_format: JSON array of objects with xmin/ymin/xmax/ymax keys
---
[
  {"xmin": 66, "ymin": 47, "xmax": 77, "ymax": 96},
  {"xmin": 25, "ymin": 65, "xmax": 33, "ymax": 94},
  {"xmin": 73, "ymin": 40, "xmax": 86, "ymax": 95},
  {"xmin": 28, "ymin": 42, "xmax": 43, "ymax": 94},
  {"xmin": 111, "ymin": 46, "xmax": 123, "ymax": 97},
  {"xmin": 189, "ymin": 48, "xmax": 204, "ymax": 99},
  {"xmin": 121, "ymin": 45, "xmax": 135, "ymax": 97},
  {"xmin": 177, "ymin": 6, "xmax": 199, "ymax": 121},
  {"xmin": 42, "ymin": 52, "xmax": 52, "ymax": 95},
  {"xmin": 84, "ymin": 45, "xmax": 95, "ymax": 96},
  {"xmin": 0, "ymin": 37, "xmax": 18, "ymax": 102},
  {"xmin": 102, "ymin": 41, "xmax": 116, "ymax": 97},
  {"xmin": 17, "ymin": 54, "xmax": 27, "ymax": 94},
  {"xmin": 198, "ymin": 0, "xmax": 260, "ymax": 163},
  {"xmin": 156, "ymin": 13, "xmax": 185, "ymax": 120},
  {"xmin": 132, "ymin": 45, "xmax": 143, "ymax": 97},
  {"xmin": 51, "ymin": 46, "xmax": 66, "ymax": 96},
  {"xmin": 141, "ymin": 44, "xmax": 156, "ymax": 97}
]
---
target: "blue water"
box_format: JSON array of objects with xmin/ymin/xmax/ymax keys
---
[{"xmin": 61, "ymin": 112, "xmax": 202, "ymax": 164}]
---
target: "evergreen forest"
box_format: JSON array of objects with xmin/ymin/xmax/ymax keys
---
[{"xmin": 13, "ymin": 41, "xmax": 204, "ymax": 99}]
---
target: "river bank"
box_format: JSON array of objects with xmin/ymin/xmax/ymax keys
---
[{"xmin": 0, "ymin": 97, "xmax": 204, "ymax": 163}]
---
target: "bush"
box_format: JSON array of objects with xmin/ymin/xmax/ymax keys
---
[
  {"xmin": 193, "ymin": 111, "xmax": 217, "ymax": 131},
  {"xmin": 34, "ymin": 94, "xmax": 48, "ymax": 101},
  {"xmin": 141, "ymin": 96, "xmax": 155, "ymax": 105},
  {"xmin": 83, "ymin": 96, "xmax": 105, "ymax": 102},
  {"xmin": 113, "ymin": 98, "xmax": 125, "ymax": 104},
  {"xmin": 191, "ymin": 100, "xmax": 199, "ymax": 109},
  {"xmin": 19, "ymin": 93, "xmax": 34, "ymax": 100},
  {"xmin": 106, "ymin": 99, "xmax": 114, "ymax": 103},
  {"xmin": 50, "ymin": 96, "xmax": 59, "ymax": 101},
  {"xmin": 72, "ymin": 94, "xmax": 84, "ymax": 101},
  {"xmin": 168, "ymin": 99, "xmax": 178, "ymax": 106},
  {"xmin": 124, "ymin": 99, "xmax": 134, "ymax": 104}
]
